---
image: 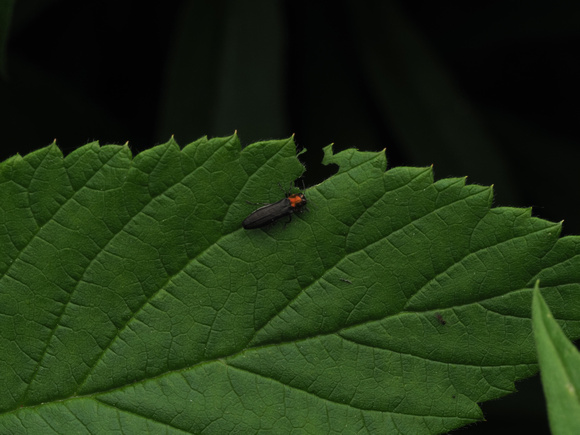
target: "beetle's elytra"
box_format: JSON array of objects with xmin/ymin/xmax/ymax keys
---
[{"xmin": 242, "ymin": 192, "xmax": 308, "ymax": 230}]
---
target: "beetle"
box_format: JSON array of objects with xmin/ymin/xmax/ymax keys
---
[{"xmin": 242, "ymin": 189, "xmax": 308, "ymax": 230}]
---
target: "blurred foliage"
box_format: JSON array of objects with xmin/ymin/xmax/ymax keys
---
[
  {"xmin": 533, "ymin": 284, "xmax": 580, "ymax": 435},
  {"xmin": 0, "ymin": 1, "xmax": 579, "ymax": 432},
  {"xmin": 0, "ymin": 0, "xmax": 15, "ymax": 78}
]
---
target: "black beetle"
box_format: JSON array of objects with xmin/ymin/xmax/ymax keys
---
[{"xmin": 242, "ymin": 191, "xmax": 308, "ymax": 229}]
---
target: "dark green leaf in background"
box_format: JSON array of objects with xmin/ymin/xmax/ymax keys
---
[
  {"xmin": 0, "ymin": 0, "xmax": 15, "ymax": 78},
  {"xmin": 344, "ymin": 0, "xmax": 516, "ymax": 202},
  {"xmin": 158, "ymin": 0, "xmax": 287, "ymax": 143},
  {"xmin": 1, "ymin": 136, "xmax": 580, "ymax": 434}
]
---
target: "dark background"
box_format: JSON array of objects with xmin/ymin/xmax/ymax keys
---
[{"xmin": 2, "ymin": 1, "xmax": 579, "ymax": 433}]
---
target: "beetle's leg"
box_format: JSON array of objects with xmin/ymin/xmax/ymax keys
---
[{"xmin": 282, "ymin": 214, "xmax": 293, "ymax": 230}]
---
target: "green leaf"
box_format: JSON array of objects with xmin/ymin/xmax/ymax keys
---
[
  {"xmin": 1, "ymin": 135, "xmax": 580, "ymax": 434},
  {"xmin": 533, "ymin": 282, "xmax": 580, "ymax": 435}
]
